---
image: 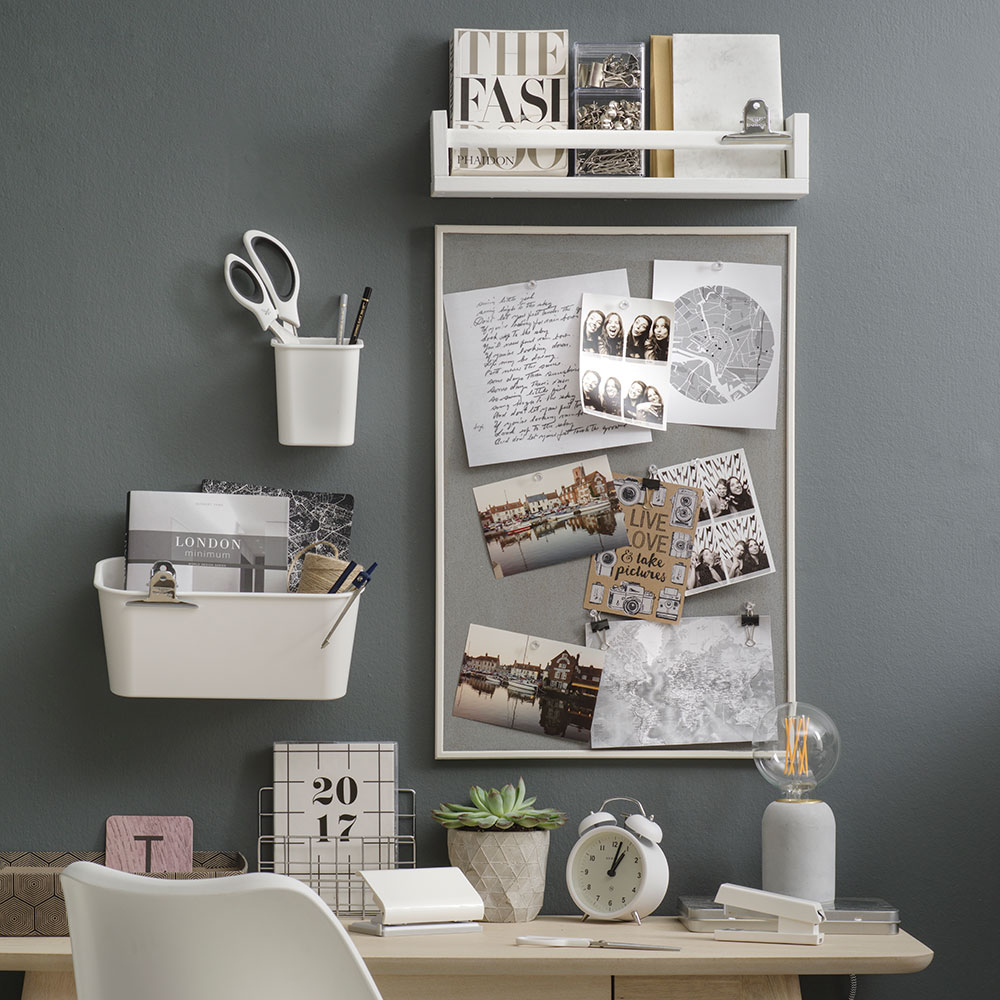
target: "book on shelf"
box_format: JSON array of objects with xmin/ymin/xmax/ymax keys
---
[
  {"xmin": 449, "ymin": 28, "xmax": 569, "ymax": 176},
  {"xmin": 124, "ymin": 490, "xmax": 289, "ymax": 594},
  {"xmin": 672, "ymin": 33, "xmax": 784, "ymax": 178},
  {"xmin": 649, "ymin": 35, "xmax": 674, "ymax": 178}
]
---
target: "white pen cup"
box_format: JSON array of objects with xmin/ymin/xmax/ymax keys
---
[{"xmin": 272, "ymin": 338, "xmax": 363, "ymax": 446}]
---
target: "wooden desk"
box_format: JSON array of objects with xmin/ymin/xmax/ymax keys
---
[{"xmin": 0, "ymin": 916, "xmax": 933, "ymax": 1000}]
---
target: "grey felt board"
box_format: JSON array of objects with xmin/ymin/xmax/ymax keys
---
[{"xmin": 437, "ymin": 228, "xmax": 790, "ymax": 756}]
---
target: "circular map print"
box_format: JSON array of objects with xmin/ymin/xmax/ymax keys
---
[{"xmin": 670, "ymin": 285, "xmax": 775, "ymax": 405}]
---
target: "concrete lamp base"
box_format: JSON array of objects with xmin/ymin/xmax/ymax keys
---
[{"xmin": 761, "ymin": 798, "xmax": 836, "ymax": 905}]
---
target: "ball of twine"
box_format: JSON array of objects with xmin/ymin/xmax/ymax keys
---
[{"xmin": 291, "ymin": 542, "xmax": 357, "ymax": 594}]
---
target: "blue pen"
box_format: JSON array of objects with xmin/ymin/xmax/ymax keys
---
[{"xmin": 321, "ymin": 563, "xmax": 377, "ymax": 648}]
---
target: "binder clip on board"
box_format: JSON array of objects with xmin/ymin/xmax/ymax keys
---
[
  {"xmin": 589, "ymin": 609, "xmax": 610, "ymax": 650},
  {"xmin": 741, "ymin": 602, "xmax": 760, "ymax": 647},
  {"xmin": 712, "ymin": 883, "xmax": 825, "ymax": 946},
  {"xmin": 721, "ymin": 99, "xmax": 790, "ymax": 143},
  {"xmin": 126, "ymin": 561, "xmax": 197, "ymax": 608},
  {"xmin": 349, "ymin": 867, "xmax": 485, "ymax": 937}
]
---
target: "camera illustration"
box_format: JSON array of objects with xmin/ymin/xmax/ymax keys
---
[
  {"xmin": 589, "ymin": 582, "xmax": 606, "ymax": 605},
  {"xmin": 594, "ymin": 550, "xmax": 617, "ymax": 577},
  {"xmin": 608, "ymin": 582, "xmax": 655, "ymax": 617},
  {"xmin": 669, "ymin": 487, "xmax": 698, "ymax": 528},
  {"xmin": 670, "ymin": 563, "xmax": 686, "ymax": 585},
  {"xmin": 669, "ymin": 531, "xmax": 693, "ymax": 559},
  {"xmin": 656, "ymin": 587, "xmax": 682, "ymax": 622},
  {"xmin": 614, "ymin": 477, "xmax": 644, "ymax": 506}
]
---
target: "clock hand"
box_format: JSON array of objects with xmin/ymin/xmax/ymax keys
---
[{"xmin": 606, "ymin": 842, "xmax": 624, "ymax": 877}]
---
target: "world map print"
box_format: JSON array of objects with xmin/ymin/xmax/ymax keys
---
[{"xmin": 588, "ymin": 615, "xmax": 775, "ymax": 748}]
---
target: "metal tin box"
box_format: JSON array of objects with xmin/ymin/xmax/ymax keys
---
[{"xmin": 678, "ymin": 895, "xmax": 900, "ymax": 935}]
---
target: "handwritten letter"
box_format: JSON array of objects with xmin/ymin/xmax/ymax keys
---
[{"xmin": 444, "ymin": 272, "xmax": 651, "ymax": 466}]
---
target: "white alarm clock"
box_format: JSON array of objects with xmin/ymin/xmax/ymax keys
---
[{"xmin": 565, "ymin": 797, "xmax": 669, "ymax": 922}]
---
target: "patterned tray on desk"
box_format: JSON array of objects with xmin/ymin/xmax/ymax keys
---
[{"xmin": 0, "ymin": 851, "xmax": 247, "ymax": 935}]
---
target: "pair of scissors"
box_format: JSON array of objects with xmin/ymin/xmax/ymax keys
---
[
  {"xmin": 224, "ymin": 230, "xmax": 301, "ymax": 344},
  {"xmin": 515, "ymin": 936, "xmax": 680, "ymax": 951}
]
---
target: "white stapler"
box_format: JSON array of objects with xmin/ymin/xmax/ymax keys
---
[
  {"xmin": 349, "ymin": 867, "xmax": 484, "ymax": 937},
  {"xmin": 712, "ymin": 883, "xmax": 825, "ymax": 946}
]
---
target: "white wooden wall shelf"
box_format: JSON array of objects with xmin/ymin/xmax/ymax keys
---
[{"xmin": 430, "ymin": 110, "xmax": 809, "ymax": 200}]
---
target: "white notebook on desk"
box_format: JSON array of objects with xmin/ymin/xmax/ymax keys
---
[{"xmin": 672, "ymin": 33, "xmax": 784, "ymax": 178}]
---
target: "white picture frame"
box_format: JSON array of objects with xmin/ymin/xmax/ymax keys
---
[{"xmin": 435, "ymin": 226, "xmax": 797, "ymax": 759}]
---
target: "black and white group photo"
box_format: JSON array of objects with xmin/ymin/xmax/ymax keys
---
[{"xmin": 578, "ymin": 294, "xmax": 673, "ymax": 432}]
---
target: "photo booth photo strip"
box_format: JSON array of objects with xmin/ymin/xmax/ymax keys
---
[
  {"xmin": 579, "ymin": 292, "xmax": 674, "ymax": 433},
  {"xmin": 658, "ymin": 448, "xmax": 775, "ymax": 595}
]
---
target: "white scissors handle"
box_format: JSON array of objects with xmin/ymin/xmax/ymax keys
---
[
  {"xmin": 224, "ymin": 254, "xmax": 295, "ymax": 344},
  {"xmin": 243, "ymin": 229, "xmax": 301, "ymax": 330},
  {"xmin": 515, "ymin": 936, "xmax": 593, "ymax": 948}
]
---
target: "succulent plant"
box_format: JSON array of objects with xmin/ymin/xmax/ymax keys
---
[{"xmin": 432, "ymin": 777, "xmax": 567, "ymax": 831}]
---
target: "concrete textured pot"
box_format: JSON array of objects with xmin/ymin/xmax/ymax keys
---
[{"xmin": 447, "ymin": 828, "xmax": 550, "ymax": 922}]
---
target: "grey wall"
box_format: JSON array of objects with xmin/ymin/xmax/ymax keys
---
[{"xmin": 2, "ymin": 1, "xmax": 995, "ymax": 997}]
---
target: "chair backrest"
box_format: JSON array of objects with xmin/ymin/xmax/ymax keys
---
[{"xmin": 61, "ymin": 861, "xmax": 384, "ymax": 1000}]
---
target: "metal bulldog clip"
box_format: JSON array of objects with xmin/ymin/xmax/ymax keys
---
[
  {"xmin": 721, "ymin": 99, "xmax": 790, "ymax": 143},
  {"xmin": 741, "ymin": 602, "xmax": 760, "ymax": 647},
  {"xmin": 126, "ymin": 561, "xmax": 198, "ymax": 608},
  {"xmin": 589, "ymin": 609, "xmax": 610, "ymax": 650}
]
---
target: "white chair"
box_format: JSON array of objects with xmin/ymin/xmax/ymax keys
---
[{"xmin": 61, "ymin": 861, "xmax": 384, "ymax": 1000}]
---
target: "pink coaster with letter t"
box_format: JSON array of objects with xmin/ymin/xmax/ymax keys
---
[{"xmin": 105, "ymin": 815, "xmax": 193, "ymax": 873}]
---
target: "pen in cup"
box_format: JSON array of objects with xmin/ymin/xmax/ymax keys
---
[
  {"xmin": 348, "ymin": 287, "xmax": 372, "ymax": 345},
  {"xmin": 336, "ymin": 293, "xmax": 348, "ymax": 344}
]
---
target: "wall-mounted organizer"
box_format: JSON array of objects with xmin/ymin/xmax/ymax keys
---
[
  {"xmin": 94, "ymin": 557, "xmax": 362, "ymax": 699},
  {"xmin": 273, "ymin": 337, "xmax": 363, "ymax": 446},
  {"xmin": 571, "ymin": 43, "xmax": 647, "ymax": 178},
  {"xmin": 429, "ymin": 110, "xmax": 809, "ymax": 199},
  {"xmin": 257, "ymin": 788, "xmax": 416, "ymax": 915}
]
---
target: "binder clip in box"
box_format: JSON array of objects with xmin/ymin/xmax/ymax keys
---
[{"xmin": 350, "ymin": 867, "xmax": 484, "ymax": 937}]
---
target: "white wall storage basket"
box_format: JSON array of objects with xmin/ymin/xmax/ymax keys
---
[{"xmin": 94, "ymin": 557, "xmax": 361, "ymax": 699}]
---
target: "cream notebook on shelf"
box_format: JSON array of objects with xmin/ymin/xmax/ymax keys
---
[{"xmin": 672, "ymin": 33, "xmax": 784, "ymax": 178}]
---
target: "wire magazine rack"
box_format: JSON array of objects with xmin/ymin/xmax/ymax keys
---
[{"xmin": 257, "ymin": 787, "xmax": 416, "ymax": 915}]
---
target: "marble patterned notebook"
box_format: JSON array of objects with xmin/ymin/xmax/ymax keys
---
[{"xmin": 672, "ymin": 34, "xmax": 784, "ymax": 178}]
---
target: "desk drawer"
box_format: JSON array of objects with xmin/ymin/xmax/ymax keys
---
[
  {"xmin": 375, "ymin": 974, "xmax": 610, "ymax": 1000},
  {"xmin": 614, "ymin": 975, "xmax": 800, "ymax": 1000}
]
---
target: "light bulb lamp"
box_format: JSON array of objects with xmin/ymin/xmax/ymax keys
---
[{"xmin": 752, "ymin": 701, "xmax": 840, "ymax": 905}]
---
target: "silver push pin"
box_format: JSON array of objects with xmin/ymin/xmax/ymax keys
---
[
  {"xmin": 721, "ymin": 99, "xmax": 790, "ymax": 143},
  {"xmin": 126, "ymin": 561, "xmax": 198, "ymax": 608}
]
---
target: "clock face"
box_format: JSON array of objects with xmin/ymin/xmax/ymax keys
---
[{"xmin": 568, "ymin": 827, "xmax": 648, "ymax": 918}]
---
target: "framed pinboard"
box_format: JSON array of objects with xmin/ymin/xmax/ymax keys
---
[{"xmin": 435, "ymin": 226, "xmax": 796, "ymax": 759}]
